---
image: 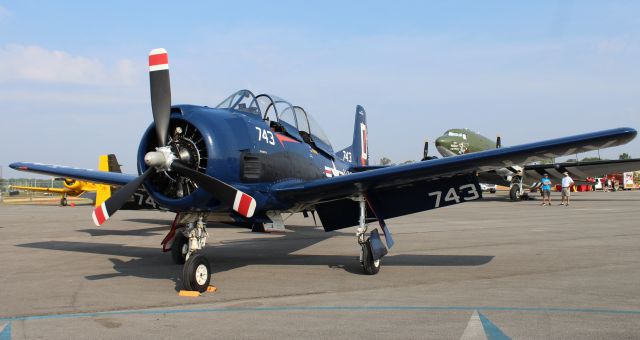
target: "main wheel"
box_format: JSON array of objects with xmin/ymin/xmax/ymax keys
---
[
  {"xmin": 509, "ymin": 185, "xmax": 521, "ymax": 201},
  {"xmin": 171, "ymin": 231, "xmax": 188, "ymax": 265},
  {"xmin": 361, "ymin": 241, "xmax": 381, "ymax": 275},
  {"xmin": 60, "ymin": 197, "xmax": 67, "ymax": 206},
  {"xmin": 251, "ymin": 223, "xmax": 265, "ymax": 233},
  {"xmin": 182, "ymin": 254, "xmax": 211, "ymax": 292}
]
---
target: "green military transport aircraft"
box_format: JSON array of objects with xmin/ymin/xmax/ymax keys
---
[{"xmin": 425, "ymin": 128, "xmax": 640, "ymax": 201}]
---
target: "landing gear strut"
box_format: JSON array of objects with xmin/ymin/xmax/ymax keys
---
[
  {"xmin": 355, "ymin": 196, "xmax": 382, "ymax": 275},
  {"xmin": 179, "ymin": 215, "xmax": 211, "ymax": 292}
]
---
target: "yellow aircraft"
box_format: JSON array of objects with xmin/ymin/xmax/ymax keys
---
[{"xmin": 11, "ymin": 154, "xmax": 119, "ymax": 206}]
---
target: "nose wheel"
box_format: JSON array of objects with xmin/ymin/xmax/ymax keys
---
[{"xmin": 182, "ymin": 254, "xmax": 211, "ymax": 292}]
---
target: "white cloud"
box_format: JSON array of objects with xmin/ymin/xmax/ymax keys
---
[{"xmin": 0, "ymin": 44, "xmax": 138, "ymax": 85}]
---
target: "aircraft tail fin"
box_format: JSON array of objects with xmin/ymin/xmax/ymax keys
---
[
  {"xmin": 95, "ymin": 154, "xmax": 116, "ymax": 207},
  {"xmin": 107, "ymin": 154, "xmax": 122, "ymax": 173},
  {"xmin": 336, "ymin": 105, "xmax": 368, "ymax": 166}
]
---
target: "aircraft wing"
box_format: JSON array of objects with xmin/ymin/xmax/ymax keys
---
[
  {"xmin": 273, "ymin": 127, "xmax": 636, "ymax": 205},
  {"xmin": 9, "ymin": 163, "xmax": 136, "ymax": 186},
  {"xmin": 10, "ymin": 185, "xmax": 72, "ymax": 194},
  {"xmin": 523, "ymin": 158, "xmax": 640, "ymax": 183}
]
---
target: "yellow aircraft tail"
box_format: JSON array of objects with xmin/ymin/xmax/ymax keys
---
[{"xmin": 95, "ymin": 154, "xmax": 120, "ymax": 207}]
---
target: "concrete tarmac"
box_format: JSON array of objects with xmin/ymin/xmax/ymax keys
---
[{"xmin": 1, "ymin": 191, "xmax": 639, "ymax": 339}]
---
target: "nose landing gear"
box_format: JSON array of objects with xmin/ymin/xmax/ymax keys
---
[{"xmin": 166, "ymin": 214, "xmax": 212, "ymax": 292}]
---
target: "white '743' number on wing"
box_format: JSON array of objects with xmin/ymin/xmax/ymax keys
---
[{"xmin": 428, "ymin": 184, "xmax": 479, "ymax": 208}]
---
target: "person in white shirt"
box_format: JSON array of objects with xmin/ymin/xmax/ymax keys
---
[{"xmin": 561, "ymin": 172, "xmax": 574, "ymax": 206}]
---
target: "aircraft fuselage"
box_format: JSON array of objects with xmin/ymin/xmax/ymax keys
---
[{"xmin": 137, "ymin": 104, "xmax": 351, "ymax": 218}]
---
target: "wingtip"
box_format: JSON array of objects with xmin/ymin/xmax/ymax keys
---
[{"xmin": 615, "ymin": 127, "xmax": 638, "ymax": 143}]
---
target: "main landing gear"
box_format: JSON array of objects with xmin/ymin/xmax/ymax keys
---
[
  {"xmin": 355, "ymin": 196, "xmax": 386, "ymax": 275},
  {"xmin": 509, "ymin": 176, "xmax": 530, "ymax": 201},
  {"xmin": 360, "ymin": 238, "xmax": 381, "ymax": 275},
  {"xmin": 509, "ymin": 184, "xmax": 521, "ymax": 201},
  {"xmin": 169, "ymin": 215, "xmax": 211, "ymax": 292},
  {"xmin": 60, "ymin": 194, "xmax": 68, "ymax": 206}
]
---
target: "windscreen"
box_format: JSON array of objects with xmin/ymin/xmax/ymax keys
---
[{"xmin": 216, "ymin": 90, "xmax": 261, "ymax": 116}]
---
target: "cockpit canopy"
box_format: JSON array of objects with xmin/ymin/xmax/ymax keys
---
[
  {"xmin": 216, "ymin": 90, "xmax": 334, "ymax": 156},
  {"xmin": 445, "ymin": 130, "xmax": 468, "ymax": 140}
]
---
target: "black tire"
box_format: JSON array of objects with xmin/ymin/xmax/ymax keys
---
[
  {"xmin": 509, "ymin": 185, "xmax": 521, "ymax": 201},
  {"xmin": 171, "ymin": 231, "xmax": 188, "ymax": 265},
  {"xmin": 489, "ymin": 189, "xmax": 496, "ymax": 194},
  {"xmin": 182, "ymin": 254, "xmax": 211, "ymax": 292},
  {"xmin": 251, "ymin": 223, "xmax": 265, "ymax": 233},
  {"xmin": 60, "ymin": 197, "xmax": 67, "ymax": 206},
  {"xmin": 361, "ymin": 241, "xmax": 381, "ymax": 275}
]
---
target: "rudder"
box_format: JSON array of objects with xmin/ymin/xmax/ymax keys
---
[
  {"xmin": 95, "ymin": 154, "xmax": 117, "ymax": 207},
  {"xmin": 336, "ymin": 105, "xmax": 368, "ymax": 167}
]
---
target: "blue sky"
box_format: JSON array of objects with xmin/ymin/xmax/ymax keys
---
[{"xmin": 1, "ymin": 1, "xmax": 639, "ymax": 178}]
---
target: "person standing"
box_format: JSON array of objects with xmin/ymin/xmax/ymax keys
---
[
  {"xmin": 540, "ymin": 174, "xmax": 552, "ymax": 206},
  {"xmin": 561, "ymin": 172, "xmax": 574, "ymax": 206}
]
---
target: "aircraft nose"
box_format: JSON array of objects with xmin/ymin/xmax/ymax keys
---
[{"xmin": 435, "ymin": 136, "xmax": 451, "ymax": 148}]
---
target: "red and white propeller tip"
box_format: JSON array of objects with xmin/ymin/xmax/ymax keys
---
[
  {"xmin": 149, "ymin": 48, "xmax": 169, "ymax": 71},
  {"xmin": 233, "ymin": 191, "xmax": 256, "ymax": 218},
  {"xmin": 92, "ymin": 202, "xmax": 110, "ymax": 226}
]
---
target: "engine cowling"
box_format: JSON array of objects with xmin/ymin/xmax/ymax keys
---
[
  {"xmin": 138, "ymin": 117, "xmax": 213, "ymax": 209},
  {"xmin": 63, "ymin": 178, "xmax": 81, "ymax": 190}
]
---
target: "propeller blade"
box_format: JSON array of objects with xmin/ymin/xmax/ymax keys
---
[
  {"xmin": 171, "ymin": 161, "xmax": 257, "ymax": 218},
  {"xmin": 149, "ymin": 48, "xmax": 171, "ymax": 147},
  {"xmin": 423, "ymin": 139, "xmax": 429, "ymax": 160},
  {"xmin": 92, "ymin": 167, "xmax": 154, "ymax": 226}
]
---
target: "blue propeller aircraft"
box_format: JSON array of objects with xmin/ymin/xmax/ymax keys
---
[{"xmin": 11, "ymin": 48, "xmax": 637, "ymax": 292}]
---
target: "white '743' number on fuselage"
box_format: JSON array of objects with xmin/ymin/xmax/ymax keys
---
[
  {"xmin": 255, "ymin": 127, "xmax": 275, "ymax": 145},
  {"xmin": 428, "ymin": 184, "xmax": 479, "ymax": 208}
]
